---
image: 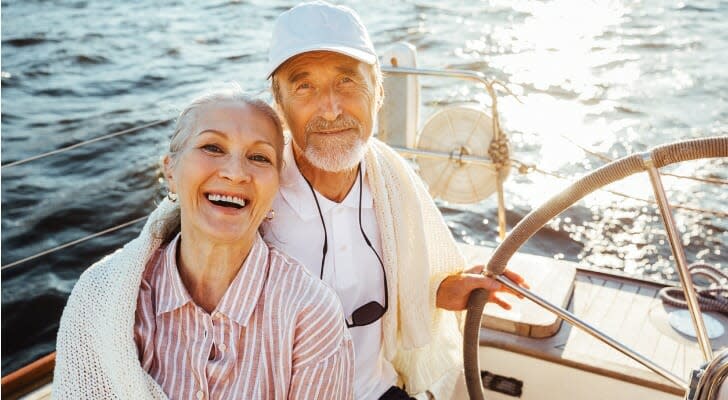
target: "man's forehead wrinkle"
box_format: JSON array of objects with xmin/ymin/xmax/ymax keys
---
[
  {"xmin": 284, "ymin": 56, "xmax": 360, "ymax": 83},
  {"xmin": 336, "ymin": 65, "xmax": 359, "ymax": 76},
  {"xmin": 288, "ymin": 71, "xmax": 310, "ymax": 83}
]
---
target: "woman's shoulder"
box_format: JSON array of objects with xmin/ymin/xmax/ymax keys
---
[
  {"xmin": 71, "ymin": 247, "xmax": 126, "ymax": 297},
  {"xmin": 69, "ymin": 236, "xmax": 160, "ymax": 304}
]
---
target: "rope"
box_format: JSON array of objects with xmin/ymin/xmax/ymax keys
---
[
  {"xmin": 511, "ymin": 159, "xmax": 728, "ymax": 218},
  {"xmin": 560, "ymin": 135, "xmax": 728, "ymax": 186},
  {"xmin": 1, "ymin": 118, "xmax": 173, "ymax": 169},
  {"xmin": 659, "ymin": 263, "xmax": 728, "ymax": 315},
  {"xmin": 488, "ymin": 134, "xmax": 510, "ymax": 170},
  {"xmin": 484, "ymin": 79, "xmax": 512, "ymax": 171},
  {"xmin": 1, "ymin": 216, "xmax": 148, "ymax": 271}
]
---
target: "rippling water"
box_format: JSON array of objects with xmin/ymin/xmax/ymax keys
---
[{"xmin": 2, "ymin": 0, "xmax": 727, "ymax": 374}]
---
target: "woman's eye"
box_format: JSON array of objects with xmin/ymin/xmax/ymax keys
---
[
  {"xmin": 250, "ymin": 154, "xmax": 272, "ymax": 164},
  {"xmin": 201, "ymin": 144, "xmax": 223, "ymax": 154}
]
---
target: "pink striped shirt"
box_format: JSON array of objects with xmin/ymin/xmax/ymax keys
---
[{"xmin": 134, "ymin": 233, "xmax": 354, "ymax": 400}]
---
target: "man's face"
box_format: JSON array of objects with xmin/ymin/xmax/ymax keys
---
[{"xmin": 274, "ymin": 51, "xmax": 378, "ymax": 172}]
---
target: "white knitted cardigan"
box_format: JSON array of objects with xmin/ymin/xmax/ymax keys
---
[
  {"xmin": 365, "ymin": 139, "xmax": 466, "ymax": 398},
  {"xmin": 53, "ymin": 199, "xmax": 179, "ymax": 399},
  {"xmin": 53, "ymin": 139, "xmax": 466, "ymax": 398}
]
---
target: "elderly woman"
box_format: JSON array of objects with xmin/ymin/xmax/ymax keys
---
[{"xmin": 53, "ymin": 87, "xmax": 354, "ymax": 399}]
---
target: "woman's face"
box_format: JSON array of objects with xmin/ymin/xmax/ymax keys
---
[{"xmin": 165, "ymin": 102, "xmax": 281, "ymax": 244}]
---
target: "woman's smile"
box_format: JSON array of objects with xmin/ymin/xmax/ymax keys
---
[{"xmin": 165, "ymin": 101, "xmax": 282, "ymax": 244}]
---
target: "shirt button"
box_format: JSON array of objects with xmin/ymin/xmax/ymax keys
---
[
  {"xmin": 219, "ymin": 343, "xmax": 227, "ymax": 352},
  {"xmin": 196, "ymin": 391, "xmax": 204, "ymax": 399},
  {"xmin": 340, "ymin": 245, "xmax": 347, "ymax": 251}
]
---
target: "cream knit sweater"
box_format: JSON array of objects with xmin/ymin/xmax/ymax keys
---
[
  {"xmin": 53, "ymin": 138, "xmax": 466, "ymax": 399},
  {"xmin": 365, "ymin": 139, "xmax": 466, "ymax": 398},
  {"xmin": 53, "ymin": 199, "xmax": 178, "ymax": 399}
]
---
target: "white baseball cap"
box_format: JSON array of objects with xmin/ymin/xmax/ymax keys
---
[{"xmin": 266, "ymin": 1, "xmax": 377, "ymax": 79}]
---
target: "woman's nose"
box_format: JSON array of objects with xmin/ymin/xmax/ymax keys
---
[{"xmin": 219, "ymin": 156, "xmax": 251, "ymax": 183}]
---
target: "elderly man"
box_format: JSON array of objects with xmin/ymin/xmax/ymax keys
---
[{"xmin": 262, "ymin": 2, "xmax": 526, "ymax": 399}]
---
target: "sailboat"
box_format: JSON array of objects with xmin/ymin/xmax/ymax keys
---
[{"xmin": 2, "ymin": 42, "xmax": 727, "ymax": 400}]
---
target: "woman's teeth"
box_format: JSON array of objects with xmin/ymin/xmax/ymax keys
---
[{"xmin": 207, "ymin": 193, "xmax": 246, "ymax": 208}]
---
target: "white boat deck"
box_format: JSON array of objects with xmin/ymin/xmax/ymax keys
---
[{"xmin": 460, "ymin": 244, "xmax": 728, "ymax": 397}]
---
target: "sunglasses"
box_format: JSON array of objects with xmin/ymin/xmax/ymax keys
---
[{"xmin": 304, "ymin": 166, "xmax": 388, "ymax": 328}]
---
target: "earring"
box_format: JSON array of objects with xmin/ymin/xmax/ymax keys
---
[
  {"xmin": 266, "ymin": 209, "xmax": 276, "ymax": 220},
  {"xmin": 168, "ymin": 192, "xmax": 178, "ymax": 202}
]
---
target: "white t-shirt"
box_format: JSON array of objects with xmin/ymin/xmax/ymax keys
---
[{"xmin": 262, "ymin": 144, "xmax": 398, "ymax": 400}]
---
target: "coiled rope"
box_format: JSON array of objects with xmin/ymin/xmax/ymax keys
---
[
  {"xmin": 484, "ymin": 79, "xmax": 512, "ymax": 171},
  {"xmin": 659, "ymin": 263, "xmax": 728, "ymax": 315}
]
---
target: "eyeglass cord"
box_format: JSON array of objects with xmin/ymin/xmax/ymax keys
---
[{"xmin": 302, "ymin": 164, "xmax": 389, "ymax": 316}]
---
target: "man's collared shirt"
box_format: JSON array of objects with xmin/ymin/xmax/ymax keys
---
[
  {"xmin": 263, "ymin": 143, "xmax": 398, "ymax": 400},
  {"xmin": 134, "ymin": 233, "xmax": 354, "ymax": 399}
]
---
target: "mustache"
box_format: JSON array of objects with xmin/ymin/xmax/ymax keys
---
[{"xmin": 305, "ymin": 115, "xmax": 360, "ymax": 133}]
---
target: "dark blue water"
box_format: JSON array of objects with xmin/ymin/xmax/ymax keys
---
[{"xmin": 2, "ymin": 0, "xmax": 727, "ymax": 374}]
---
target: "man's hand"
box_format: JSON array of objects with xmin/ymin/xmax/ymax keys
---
[{"xmin": 436, "ymin": 265, "xmax": 529, "ymax": 311}]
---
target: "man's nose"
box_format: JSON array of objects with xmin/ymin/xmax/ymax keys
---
[
  {"xmin": 219, "ymin": 156, "xmax": 252, "ymax": 183},
  {"xmin": 318, "ymin": 87, "xmax": 342, "ymax": 121}
]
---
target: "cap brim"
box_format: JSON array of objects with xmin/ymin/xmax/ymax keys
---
[{"xmin": 266, "ymin": 44, "xmax": 377, "ymax": 79}]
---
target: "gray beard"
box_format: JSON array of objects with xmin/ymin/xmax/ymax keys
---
[{"xmin": 303, "ymin": 133, "xmax": 369, "ymax": 172}]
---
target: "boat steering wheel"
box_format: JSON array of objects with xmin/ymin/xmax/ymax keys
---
[{"xmin": 463, "ymin": 136, "xmax": 728, "ymax": 399}]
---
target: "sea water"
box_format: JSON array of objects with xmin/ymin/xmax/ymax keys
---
[{"xmin": 2, "ymin": 0, "xmax": 726, "ymax": 374}]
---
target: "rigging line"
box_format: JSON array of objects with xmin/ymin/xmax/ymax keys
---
[
  {"xmin": 558, "ymin": 135, "xmax": 728, "ymax": 186},
  {"xmin": 1, "ymin": 118, "xmax": 174, "ymax": 169},
  {"xmin": 1, "ymin": 216, "xmax": 148, "ymax": 272},
  {"xmin": 511, "ymin": 160, "xmax": 728, "ymax": 219}
]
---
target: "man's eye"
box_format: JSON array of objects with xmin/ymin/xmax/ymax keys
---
[
  {"xmin": 202, "ymin": 144, "xmax": 223, "ymax": 154},
  {"xmin": 341, "ymin": 76, "xmax": 354, "ymax": 84},
  {"xmin": 296, "ymin": 82, "xmax": 312, "ymax": 91}
]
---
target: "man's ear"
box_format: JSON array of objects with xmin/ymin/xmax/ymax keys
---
[
  {"xmin": 163, "ymin": 155, "xmax": 177, "ymax": 194},
  {"xmin": 272, "ymin": 100, "xmax": 289, "ymax": 132},
  {"xmin": 375, "ymin": 81, "xmax": 385, "ymax": 111}
]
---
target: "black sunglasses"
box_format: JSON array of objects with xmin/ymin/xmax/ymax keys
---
[{"xmin": 304, "ymin": 166, "xmax": 388, "ymax": 328}]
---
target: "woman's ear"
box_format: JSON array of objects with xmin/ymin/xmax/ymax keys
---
[{"xmin": 163, "ymin": 155, "xmax": 177, "ymax": 194}]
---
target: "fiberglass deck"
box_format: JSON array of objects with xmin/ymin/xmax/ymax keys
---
[{"xmin": 460, "ymin": 244, "xmax": 728, "ymax": 396}]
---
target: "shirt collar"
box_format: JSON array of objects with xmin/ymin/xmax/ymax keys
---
[
  {"xmin": 156, "ymin": 233, "xmax": 271, "ymax": 328},
  {"xmin": 156, "ymin": 234, "xmax": 193, "ymax": 315},
  {"xmin": 278, "ymin": 141, "xmax": 373, "ymax": 222}
]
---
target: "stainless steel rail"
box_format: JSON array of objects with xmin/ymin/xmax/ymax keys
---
[
  {"xmin": 382, "ymin": 65, "xmax": 509, "ymax": 240},
  {"xmin": 496, "ymin": 275, "xmax": 689, "ymax": 390},
  {"xmin": 390, "ymin": 145, "xmax": 496, "ymax": 168},
  {"xmin": 382, "ymin": 66, "xmax": 491, "ymax": 85},
  {"xmin": 643, "ymin": 153, "xmax": 714, "ymax": 361}
]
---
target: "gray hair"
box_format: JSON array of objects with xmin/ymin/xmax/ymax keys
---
[
  {"xmin": 156, "ymin": 84, "xmax": 284, "ymax": 242},
  {"xmin": 168, "ymin": 83, "xmax": 284, "ymax": 171}
]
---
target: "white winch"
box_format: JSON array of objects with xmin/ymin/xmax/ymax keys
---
[
  {"xmin": 416, "ymin": 105, "xmax": 508, "ymax": 204},
  {"xmin": 379, "ymin": 43, "xmax": 509, "ymax": 205}
]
